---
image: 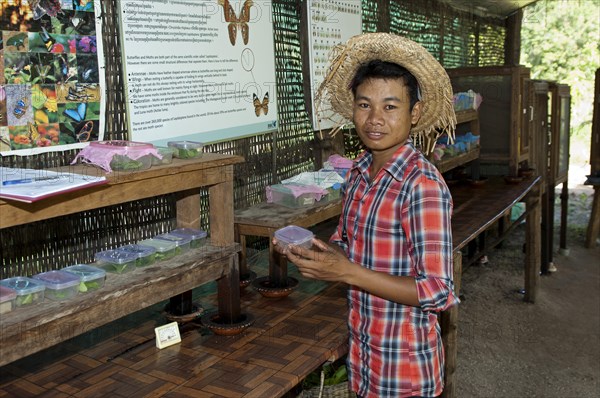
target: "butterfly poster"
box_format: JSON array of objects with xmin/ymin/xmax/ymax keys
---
[
  {"xmin": 118, "ymin": 0, "xmax": 278, "ymax": 146},
  {"xmin": 306, "ymin": 0, "xmax": 362, "ymax": 131},
  {"xmin": 0, "ymin": 0, "xmax": 105, "ymax": 155}
]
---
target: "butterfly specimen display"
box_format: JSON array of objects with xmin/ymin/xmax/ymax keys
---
[
  {"xmin": 218, "ymin": 0, "xmax": 253, "ymax": 46},
  {"xmin": 253, "ymin": 92, "xmax": 269, "ymax": 117}
]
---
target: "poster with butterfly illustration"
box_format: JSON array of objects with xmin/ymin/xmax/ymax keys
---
[
  {"xmin": 306, "ymin": 0, "xmax": 361, "ymax": 131},
  {"xmin": 0, "ymin": 0, "xmax": 105, "ymax": 155},
  {"xmin": 118, "ymin": 0, "xmax": 278, "ymax": 145}
]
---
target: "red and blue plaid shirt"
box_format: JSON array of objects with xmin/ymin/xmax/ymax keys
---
[{"xmin": 330, "ymin": 141, "xmax": 459, "ymax": 398}]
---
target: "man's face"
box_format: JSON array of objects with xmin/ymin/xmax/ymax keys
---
[{"xmin": 352, "ymin": 77, "xmax": 421, "ymax": 159}]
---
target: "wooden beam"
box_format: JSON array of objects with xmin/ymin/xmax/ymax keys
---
[{"xmin": 504, "ymin": 9, "xmax": 523, "ymax": 66}]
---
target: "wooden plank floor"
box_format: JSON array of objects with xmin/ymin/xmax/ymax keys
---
[{"xmin": 0, "ymin": 251, "xmax": 349, "ymax": 398}]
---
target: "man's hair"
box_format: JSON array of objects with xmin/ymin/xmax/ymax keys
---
[{"xmin": 350, "ymin": 60, "xmax": 420, "ymax": 110}]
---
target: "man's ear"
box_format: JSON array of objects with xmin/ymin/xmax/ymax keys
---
[{"xmin": 411, "ymin": 101, "xmax": 423, "ymax": 125}]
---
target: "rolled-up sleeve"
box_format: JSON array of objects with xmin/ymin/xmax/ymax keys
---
[{"xmin": 408, "ymin": 176, "xmax": 459, "ymax": 312}]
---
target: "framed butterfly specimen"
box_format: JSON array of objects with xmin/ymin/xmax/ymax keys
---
[
  {"xmin": 64, "ymin": 102, "xmax": 87, "ymax": 123},
  {"xmin": 218, "ymin": 0, "xmax": 253, "ymax": 46},
  {"xmin": 253, "ymin": 92, "xmax": 269, "ymax": 117}
]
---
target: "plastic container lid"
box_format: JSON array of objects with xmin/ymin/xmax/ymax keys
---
[
  {"xmin": 62, "ymin": 264, "xmax": 106, "ymax": 282},
  {"xmin": 167, "ymin": 141, "xmax": 204, "ymax": 150},
  {"xmin": 95, "ymin": 249, "xmax": 139, "ymax": 264},
  {"xmin": 138, "ymin": 238, "xmax": 177, "ymax": 253},
  {"xmin": 116, "ymin": 244, "xmax": 157, "ymax": 258},
  {"xmin": 169, "ymin": 228, "xmax": 207, "ymax": 241},
  {"xmin": 154, "ymin": 233, "xmax": 192, "ymax": 247},
  {"xmin": 32, "ymin": 270, "xmax": 80, "ymax": 290},
  {"xmin": 0, "ymin": 285, "xmax": 17, "ymax": 303},
  {"xmin": 0, "ymin": 277, "xmax": 46, "ymax": 295},
  {"xmin": 274, "ymin": 225, "xmax": 314, "ymax": 246}
]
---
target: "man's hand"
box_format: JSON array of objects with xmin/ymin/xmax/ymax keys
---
[{"xmin": 273, "ymin": 237, "xmax": 352, "ymax": 283}]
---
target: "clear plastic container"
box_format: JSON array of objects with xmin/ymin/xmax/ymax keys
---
[
  {"xmin": 138, "ymin": 238, "xmax": 178, "ymax": 261},
  {"xmin": 32, "ymin": 270, "xmax": 80, "ymax": 301},
  {"xmin": 90, "ymin": 140, "xmax": 156, "ymax": 171},
  {"xmin": 152, "ymin": 146, "xmax": 177, "ymax": 166},
  {"xmin": 167, "ymin": 141, "xmax": 204, "ymax": 159},
  {"xmin": 154, "ymin": 233, "xmax": 192, "ymax": 255},
  {"xmin": 0, "ymin": 285, "xmax": 17, "ymax": 314},
  {"xmin": 169, "ymin": 228, "xmax": 208, "ymax": 249},
  {"xmin": 325, "ymin": 183, "xmax": 342, "ymax": 201},
  {"xmin": 274, "ymin": 225, "xmax": 314, "ymax": 251},
  {"xmin": 268, "ymin": 184, "xmax": 321, "ymax": 208},
  {"xmin": 95, "ymin": 250, "xmax": 138, "ymax": 274},
  {"xmin": 0, "ymin": 277, "xmax": 45, "ymax": 307},
  {"xmin": 116, "ymin": 244, "xmax": 157, "ymax": 267},
  {"xmin": 62, "ymin": 264, "xmax": 106, "ymax": 293}
]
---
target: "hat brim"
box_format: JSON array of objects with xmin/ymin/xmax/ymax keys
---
[{"xmin": 316, "ymin": 33, "xmax": 456, "ymax": 152}]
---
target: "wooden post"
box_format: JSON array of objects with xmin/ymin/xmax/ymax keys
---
[
  {"xmin": 585, "ymin": 186, "xmax": 600, "ymax": 248},
  {"xmin": 209, "ymin": 170, "xmax": 241, "ymax": 322},
  {"xmin": 441, "ymin": 251, "xmax": 462, "ymax": 398},
  {"xmin": 559, "ymin": 181, "xmax": 569, "ymax": 251},
  {"xmin": 504, "ymin": 10, "xmax": 522, "ymax": 66},
  {"xmin": 524, "ymin": 182, "xmax": 541, "ymax": 303}
]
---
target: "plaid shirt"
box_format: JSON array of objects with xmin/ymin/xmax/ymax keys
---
[{"xmin": 330, "ymin": 142, "xmax": 459, "ymax": 398}]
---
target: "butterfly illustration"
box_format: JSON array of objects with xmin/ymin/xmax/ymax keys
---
[
  {"xmin": 7, "ymin": 33, "xmax": 27, "ymax": 50},
  {"xmin": 66, "ymin": 87, "xmax": 91, "ymax": 102},
  {"xmin": 40, "ymin": 27, "xmax": 55, "ymax": 52},
  {"xmin": 76, "ymin": 121, "xmax": 94, "ymax": 142},
  {"xmin": 13, "ymin": 98, "xmax": 28, "ymax": 119},
  {"xmin": 253, "ymin": 92, "xmax": 269, "ymax": 117},
  {"xmin": 218, "ymin": 0, "xmax": 253, "ymax": 46},
  {"xmin": 28, "ymin": 123, "xmax": 41, "ymax": 142},
  {"xmin": 64, "ymin": 102, "xmax": 87, "ymax": 122}
]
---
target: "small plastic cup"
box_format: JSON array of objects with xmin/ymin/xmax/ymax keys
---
[
  {"xmin": 169, "ymin": 228, "xmax": 208, "ymax": 249},
  {"xmin": 138, "ymin": 238, "xmax": 178, "ymax": 261},
  {"xmin": 154, "ymin": 233, "xmax": 192, "ymax": 255},
  {"xmin": 116, "ymin": 244, "xmax": 157, "ymax": 267},
  {"xmin": 167, "ymin": 141, "xmax": 204, "ymax": 159},
  {"xmin": 274, "ymin": 225, "xmax": 314, "ymax": 251},
  {"xmin": 95, "ymin": 250, "xmax": 138, "ymax": 274},
  {"xmin": 0, "ymin": 277, "xmax": 45, "ymax": 307},
  {"xmin": 62, "ymin": 264, "xmax": 106, "ymax": 293},
  {"xmin": 32, "ymin": 270, "xmax": 80, "ymax": 301},
  {"xmin": 0, "ymin": 285, "xmax": 17, "ymax": 314}
]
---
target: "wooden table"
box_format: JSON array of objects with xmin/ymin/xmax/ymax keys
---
[
  {"xmin": 0, "ymin": 154, "xmax": 245, "ymax": 366},
  {"xmin": 441, "ymin": 175, "xmax": 542, "ymax": 397},
  {"xmin": 234, "ymin": 198, "xmax": 342, "ymax": 286}
]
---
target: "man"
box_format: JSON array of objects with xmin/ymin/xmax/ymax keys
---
[{"xmin": 275, "ymin": 33, "xmax": 459, "ymax": 397}]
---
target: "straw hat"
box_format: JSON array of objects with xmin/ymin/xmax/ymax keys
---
[{"xmin": 315, "ymin": 32, "xmax": 456, "ymax": 153}]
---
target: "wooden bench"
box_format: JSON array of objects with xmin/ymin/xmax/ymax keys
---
[
  {"xmin": 0, "ymin": 154, "xmax": 245, "ymax": 367},
  {"xmin": 441, "ymin": 175, "xmax": 542, "ymax": 397},
  {"xmin": 234, "ymin": 198, "xmax": 342, "ymax": 287}
]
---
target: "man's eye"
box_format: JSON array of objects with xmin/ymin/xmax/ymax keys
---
[{"xmin": 385, "ymin": 105, "xmax": 397, "ymax": 110}]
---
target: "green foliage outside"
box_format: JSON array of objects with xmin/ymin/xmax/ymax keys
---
[{"xmin": 521, "ymin": 0, "xmax": 600, "ymax": 167}]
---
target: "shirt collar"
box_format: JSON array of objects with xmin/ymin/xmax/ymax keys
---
[{"xmin": 353, "ymin": 140, "xmax": 418, "ymax": 181}]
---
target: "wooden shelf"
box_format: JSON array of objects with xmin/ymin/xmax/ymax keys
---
[
  {"xmin": 434, "ymin": 147, "xmax": 480, "ymax": 174},
  {"xmin": 0, "ymin": 153, "xmax": 245, "ymax": 366},
  {"xmin": 430, "ymin": 109, "xmax": 480, "ymax": 174},
  {"xmin": 455, "ymin": 109, "xmax": 479, "ymax": 124},
  {"xmin": 0, "ymin": 244, "xmax": 239, "ymax": 367}
]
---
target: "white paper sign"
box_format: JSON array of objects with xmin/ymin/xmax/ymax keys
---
[
  {"xmin": 307, "ymin": 0, "xmax": 362, "ymax": 131},
  {"xmin": 118, "ymin": 0, "xmax": 278, "ymax": 145}
]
